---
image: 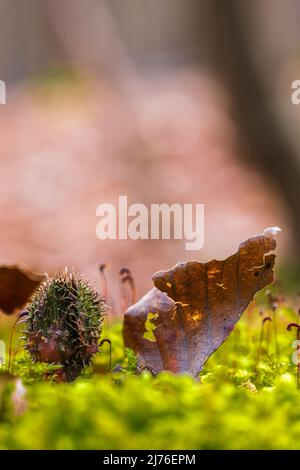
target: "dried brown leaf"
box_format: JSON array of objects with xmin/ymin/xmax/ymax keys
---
[
  {"xmin": 123, "ymin": 227, "xmax": 280, "ymax": 376},
  {"xmin": 0, "ymin": 265, "xmax": 45, "ymax": 314}
]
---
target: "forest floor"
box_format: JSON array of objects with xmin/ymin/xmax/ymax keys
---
[{"xmin": 0, "ymin": 285, "xmax": 300, "ymax": 450}]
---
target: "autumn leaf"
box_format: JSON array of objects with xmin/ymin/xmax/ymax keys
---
[
  {"xmin": 143, "ymin": 312, "xmax": 159, "ymax": 342},
  {"xmin": 0, "ymin": 265, "xmax": 45, "ymax": 315},
  {"xmin": 123, "ymin": 227, "xmax": 280, "ymax": 376},
  {"xmin": 123, "ymin": 287, "xmax": 176, "ymax": 374}
]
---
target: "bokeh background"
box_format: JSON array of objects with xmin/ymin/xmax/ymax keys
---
[{"xmin": 0, "ymin": 0, "xmax": 299, "ymax": 310}]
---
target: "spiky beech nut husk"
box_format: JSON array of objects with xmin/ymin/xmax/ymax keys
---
[{"xmin": 25, "ymin": 271, "xmax": 105, "ymax": 381}]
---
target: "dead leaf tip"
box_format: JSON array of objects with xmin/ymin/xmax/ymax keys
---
[{"xmin": 263, "ymin": 226, "xmax": 281, "ymax": 237}]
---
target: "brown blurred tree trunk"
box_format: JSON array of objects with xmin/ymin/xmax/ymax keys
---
[{"xmin": 211, "ymin": 0, "xmax": 300, "ymax": 257}]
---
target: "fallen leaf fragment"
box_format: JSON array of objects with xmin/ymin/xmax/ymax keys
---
[
  {"xmin": 123, "ymin": 227, "xmax": 280, "ymax": 376},
  {"xmin": 0, "ymin": 265, "xmax": 45, "ymax": 314},
  {"xmin": 123, "ymin": 287, "xmax": 176, "ymax": 374}
]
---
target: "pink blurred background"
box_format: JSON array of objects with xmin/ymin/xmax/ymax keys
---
[{"xmin": 1, "ymin": 0, "xmax": 299, "ymax": 308}]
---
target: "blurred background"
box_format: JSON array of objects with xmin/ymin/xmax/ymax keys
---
[{"xmin": 0, "ymin": 0, "xmax": 299, "ymax": 309}]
